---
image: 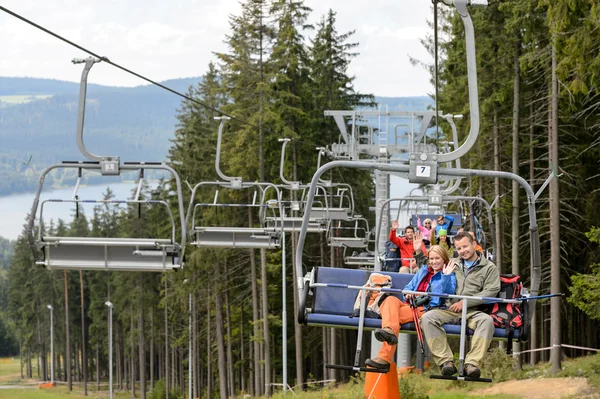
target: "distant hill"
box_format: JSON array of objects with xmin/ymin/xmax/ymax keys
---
[
  {"xmin": 0, "ymin": 76, "xmax": 202, "ymax": 196},
  {"xmin": 0, "ymin": 77, "xmax": 430, "ymax": 197},
  {"xmin": 374, "ymin": 96, "xmax": 433, "ymax": 111}
]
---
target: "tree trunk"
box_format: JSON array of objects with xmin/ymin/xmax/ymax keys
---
[
  {"xmin": 260, "ymin": 248, "xmax": 271, "ymax": 397},
  {"xmin": 240, "ymin": 304, "xmax": 245, "ymax": 394},
  {"xmin": 131, "ymin": 315, "xmax": 136, "ymax": 398},
  {"xmin": 80, "ymin": 270, "xmax": 88, "ymax": 395},
  {"xmin": 207, "ymin": 292, "xmax": 212, "ymax": 399},
  {"xmin": 225, "ymin": 276, "xmax": 234, "ymax": 396},
  {"xmin": 192, "ymin": 293, "xmax": 198, "ymax": 399},
  {"xmin": 249, "ymin": 208, "xmax": 261, "ymax": 397},
  {"xmin": 550, "ymin": 39, "xmax": 561, "ymax": 374},
  {"xmin": 96, "ymin": 343, "xmax": 99, "ymax": 391},
  {"xmin": 19, "ymin": 339, "xmax": 23, "ymax": 379},
  {"xmin": 64, "ymin": 270, "xmax": 72, "ymax": 391},
  {"xmin": 214, "ymin": 265, "xmax": 228, "ymax": 399},
  {"xmin": 139, "ymin": 275, "xmax": 146, "ymax": 399},
  {"xmin": 529, "ymin": 101, "xmax": 538, "ymax": 366},
  {"xmin": 150, "ymin": 308, "xmax": 154, "ymax": 390},
  {"xmin": 27, "ymin": 348, "xmax": 31, "ymax": 378},
  {"xmin": 493, "ymin": 107, "xmax": 503, "ymax": 273},
  {"xmin": 164, "ymin": 275, "xmax": 169, "ymax": 399},
  {"xmin": 37, "ymin": 314, "xmax": 46, "ymax": 381},
  {"xmin": 511, "ymin": 36, "xmax": 522, "ymax": 367}
]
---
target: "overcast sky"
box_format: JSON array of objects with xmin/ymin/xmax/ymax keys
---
[{"xmin": 0, "ymin": 0, "xmax": 434, "ymax": 97}]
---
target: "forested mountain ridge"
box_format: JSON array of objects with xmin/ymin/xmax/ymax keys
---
[
  {"xmin": 0, "ymin": 76, "xmax": 428, "ymax": 197},
  {"xmin": 0, "ymin": 77, "xmax": 201, "ymax": 196}
]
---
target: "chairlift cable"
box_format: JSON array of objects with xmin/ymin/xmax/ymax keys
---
[{"xmin": 0, "ymin": 5, "xmax": 256, "ymax": 129}]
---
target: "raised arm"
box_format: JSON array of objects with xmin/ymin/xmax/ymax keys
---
[
  {"xmin": 388, "ymin": 219, "xmax": 403, "ymax": 247},
  {"xmin": 445, "ymin": 214, "xmax": 455, "ymax": 232}
]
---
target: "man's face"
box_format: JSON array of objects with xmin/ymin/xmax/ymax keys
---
[
  {"xmin": 437, "ymin": 216, "xmax": 444, "ymax": 224},
  {"xmin": 455, "ymin": 236, "xmax": 477, "ymax": 262},
  {"xmin": 405, "ymin": 228, "xmax": 414, "ymax": 240}
]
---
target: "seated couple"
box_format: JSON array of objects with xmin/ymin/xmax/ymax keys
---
[{"xmin": 366, "ymin": 231, "xmax": 500, "ymax": 379}]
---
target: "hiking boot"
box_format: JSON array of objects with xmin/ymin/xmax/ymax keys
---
[
  {"xmin": 365, "ymin": 357, "xmax": 390, "ymax": 372},
  {"xmin": 465, "ymin": 363, "xmax": 481, "ymax": 378},
  {"xmin": 441, "ymin": 361, "xmax": 457, "ymax": 376},
  {"xmin": 374, "ymin": 327, "xmax": 398, "ymax": 345}
]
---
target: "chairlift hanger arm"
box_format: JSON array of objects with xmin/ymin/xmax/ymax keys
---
[
  {"xmin": 214, "ymin": 117, "xmax": 243, "ymax": 186},
  {"xmin": 74, "ymin": 57, "xmax": 122, "ymax": 168},
  {"xmin": 278, "ymin": 138, "xmax": 301, "ymax": 188},
  {"xmin": 434, "ymin": 0, "xmax": 486, "ymax": 164}
]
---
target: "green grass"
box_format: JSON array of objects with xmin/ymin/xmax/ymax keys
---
[
  {"xmin": 0, "ymin": 357, "xmax": 22, "ymax": 382},
  {"xmin": 2, "ymin": 354, "xmax": 600, "ymax": 399},
  {"xmin": 0, "ymin": 387, "xmax": 133, "ymax": 399}
]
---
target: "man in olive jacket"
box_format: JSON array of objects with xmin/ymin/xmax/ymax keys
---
[{"xmin": 420, "ymin": 232, "xmax": 500, "ymax": 379}]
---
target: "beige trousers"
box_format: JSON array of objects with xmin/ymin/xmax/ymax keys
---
[{"xmin": 420, "ymin": 309, "xmax": 495, "ymax": 368}]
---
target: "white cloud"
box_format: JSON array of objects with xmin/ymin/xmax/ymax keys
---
[{"xmin": 0, "ymin": 0, "xmax": 434, "ymax": 95}]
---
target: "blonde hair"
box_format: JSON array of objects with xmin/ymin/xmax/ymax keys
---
[
  {"xmin": 428, "ymin": 245, "xmax": 450, "ymax": 265},
  {"xmin": 424, "ymin": 218, "xmax": 432, "ymax": 224}
]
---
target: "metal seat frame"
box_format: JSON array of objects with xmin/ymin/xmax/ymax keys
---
[
  {"xmin": 186, "ymin": 181, "xmax": 284, "ymax": 249},
  {"xmin": 27, "ymin": 163, "xmax": 187, "ymax": 272}
]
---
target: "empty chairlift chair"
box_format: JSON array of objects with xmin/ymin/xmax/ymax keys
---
[
  {"xmin": 27, "ymin": 164, "xmax": 186, "ymax": 272},
  {"xmin": 187, "ymin": 182, "xmax": 283, "ymax": 249},
  {"xmin": 26, "ymin": 57, "xmax": 186, "ymax": 272},
  {"xmin": 186, "ymin": 117, "xmax": 284, "ymax": 249},
  {"xmin": 327, "ymin": 216, "xmax": 370, "ymax": 249}
]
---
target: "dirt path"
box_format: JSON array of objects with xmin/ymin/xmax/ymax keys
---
[{"xmin": 472, "ymin": 377, "xmax": 596, "ymax": 398}]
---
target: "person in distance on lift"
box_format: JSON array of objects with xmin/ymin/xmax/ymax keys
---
[
  {"xmin": 420, "ymin": 232, "xmax": 500, "ymax": 379},
  {"xmin": 365, "ymin": 231, "xmax": 457, "ymax": 372},
  {"xmin": 435, "ymin": 214, "xmax": 455, "ymax": 237},
  {"xmin": 388, "ymin": 220, "xmax": 428, "ymax": 273}
]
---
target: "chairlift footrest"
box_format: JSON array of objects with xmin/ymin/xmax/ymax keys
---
[
  {"xmin": 326, "ymin": 364, "xmax": 387, "ymax": 374},
  {"xmin": 430, "ymin": 375, "xmax": 492, "ymax": 383}
]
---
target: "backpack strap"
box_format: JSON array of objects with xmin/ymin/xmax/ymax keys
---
[{"xmin": 505, "ymin": 325, "xmax": 514, "ymax": 355}]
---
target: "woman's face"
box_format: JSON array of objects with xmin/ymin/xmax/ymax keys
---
[
  {"xmin": 429, "ymin": 251, "xmax": 446, "ymax": 271},
  {"xmin": 424, "ymin": 220, "xmax": 432, "ymax": 228},
  {"xmin": 440, "ymin": 235, "xmax": 447, "ymax": 242}
]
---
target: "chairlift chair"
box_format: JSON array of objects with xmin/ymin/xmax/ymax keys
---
[
  {"xmin": 186, "ymin": 118, "xmax": 284, "ymax": 249},
  {"xmin": 327, "ymin": 216, "xmax": 370, "ymax": 249},
  {"xmin": 26, "ymin": 58, "xmax": 186, "ymax": 272},
  {"xmin": 186, "ymin": 181, "xmax": 283, "ymax": 249},
  {"xmin": 27, "ymin": 163, "xmax": 186, "ymax": 272}
]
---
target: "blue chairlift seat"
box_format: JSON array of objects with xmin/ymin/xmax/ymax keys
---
[{"xmin": 298, "ymin": 266, "xmax": 523, "ymax": 341}]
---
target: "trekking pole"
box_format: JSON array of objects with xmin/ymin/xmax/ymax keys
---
[
  {"xmin": 409, "ymin": 297, "xmax": 425, "ymax": 354},
  {"xmin": 521, "ymin": 293, "xmax": 564, "ymax": 301}
]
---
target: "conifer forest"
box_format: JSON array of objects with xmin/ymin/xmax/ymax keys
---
[{"xmin": 1, "ymin": 0, "xmax": 600, "ymax": 398}]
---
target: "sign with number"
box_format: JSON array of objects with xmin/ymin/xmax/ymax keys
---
[{"xmin": 416, "ymin": 165, "xmax": 431, "ymax": 177}]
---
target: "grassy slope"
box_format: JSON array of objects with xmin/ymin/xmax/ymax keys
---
[{"xmin": 1, "ymin": 353, "xmax": 599, "ymax": 398}]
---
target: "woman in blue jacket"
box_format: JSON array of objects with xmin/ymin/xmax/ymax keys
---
[{"xmin": 366, "ymin": 231, "xmax": 457, "ymax": 371}]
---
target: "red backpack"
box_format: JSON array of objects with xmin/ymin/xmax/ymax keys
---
[{"xmin": 484, "ymin": 274, "xmax": 526, "ymax": 353}]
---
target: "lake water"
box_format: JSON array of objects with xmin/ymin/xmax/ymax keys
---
[
  {"xmin": 0, "ymin": 182, "xmax": 143, "ymax": 240},
  {"xmin": 0, "ymin": 176, "xmax": 421, "ymax": 241}
]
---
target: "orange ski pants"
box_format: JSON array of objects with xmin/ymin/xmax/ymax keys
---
[{"xmin": 377, "ymin": 296, "xmax": 425, "ymax": 363}]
